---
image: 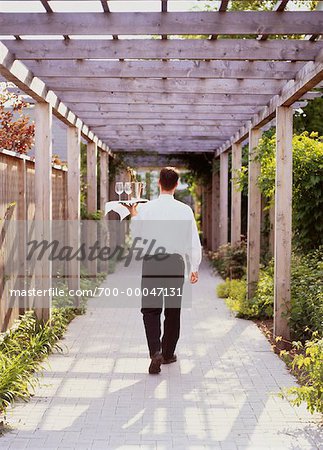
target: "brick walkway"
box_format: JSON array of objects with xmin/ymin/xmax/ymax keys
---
[{"xmin": 1, "ymin": 260, "xmax": 322, "ymax": 449}]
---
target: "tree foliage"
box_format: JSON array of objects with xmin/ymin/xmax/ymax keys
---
[
  {"xmin": 0, "ymin": 85, "xmax": 35, "ymax": 154},
  {"xmin": 234, "ymin": 132, "xmax": 323, "ymax": 251},
  {"xmin": 198, "ymin": 0, "xmax": 318, "ymax": 11},
  {"xmin": 294, "ymin": 97, "xmax": 323, "ymax": 137}
]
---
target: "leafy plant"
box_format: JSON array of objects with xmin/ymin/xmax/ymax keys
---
[
  {"xmin": 234, "ymin": 132, "xmax": 323, "ymax": 251},
  {"xmin": 209, "ymin": 240, "xmax": 247, "ymax": 279},
  {"xmin": 289, "ymin": 247, "xmax": 323, "ymax": 341},
  {"xmin": 223, "ymin": 279, "xmax": 253, "ymax": 318},
  {"xmin": 281, "ymin": 333, "xmax": 323, "ymax": 415},
  {"xmin": 216, "ymin": 248, "xmax": 323, "ymax": 333},
  {"xmin": 0, "ymin": 271, "xmax": 107, "ymax": 414},
  {"xmin": 216, "ymin": 278, "xmax": 231, "ymax": 299}
]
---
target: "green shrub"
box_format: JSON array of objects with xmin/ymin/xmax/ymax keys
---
[
  {"xmin": 281, "ymin": 334, "xmax": 323, "ymax": 415},
  {"xmin": 0, "ymin": 311, "xmax": 61, "ymax": 412},
  {"xmin": 222, "ymin": 279, "xmax": 255, "ymax": 318},
  {"xmin": 252, "ymin": 260, "xmax": 274, "ymax": 319},
  {"xmin": 219, "ymin": 249, "xmax": 323, "ymax": 341},
  {"xmin": 209, "ymin": 240, "xmax": 247, "ymax": 279},
  {"xmin": 216, "ymin": 278, "xmax": 231, "ymax": 298},
  {"xmin": 219, "ymin": 269, "xmax": 273, "ymax": 320},
  {"xmin": 289, "ymin": 247, "xmax": 323, "ymax": 341},
  {"xmin": 235, "ymin": 132, "xmax": 323, "ymax": 251},
  {"xmin": 0, "ymin": 272, "xmax": 107, "ymax": 414}
]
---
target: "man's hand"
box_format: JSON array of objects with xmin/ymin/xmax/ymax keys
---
[
  {"xmin": 190, "ymin": 272, "xmax": 199, "ymax": 284},
  {"xmin": 124, "ymin": 203, "xmax": 138, "ymax": 217}
]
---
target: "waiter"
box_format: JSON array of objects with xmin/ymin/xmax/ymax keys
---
[{"xmin": 128, "ymin": 167, "xmax": 202, "ymax": 374}]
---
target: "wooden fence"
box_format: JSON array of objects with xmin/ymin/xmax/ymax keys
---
[{"xmin": 0, "ymin": 149, "xmax": 67, "ymax": 331}]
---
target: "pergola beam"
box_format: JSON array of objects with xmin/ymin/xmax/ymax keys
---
[
  {"xmin": 258, "ymin": 0, "xmax": 290, "ymax": 40},
  {"xmin": 217, "ymin": 54, "xmax": 323, "ymax": 154},
  {"xmin": 100, "ymin": 134, "xmax": 228, "ymax": 140},
  {"xmin": 23, "ymin": 60, "xmax": 304, "ymax": 80},
  {"xmin": 77, "ymin": 112, "xmax": 252, "ymax": 121},
  {"xmin": 44, "ymin": 78, "xmax": 285, "ymax": 95},
  {"xmin": 40, "ymin": 0, "xmax": 53, "ymax": 13},
  {"xmin": 87, "ymin": 119, "xmax": 244, "ymax": 127},
  {"xmin": 110, "ymin": 147, "xmax": 217, "ymax": 153},
  {"xmin": 5, "ymin": 39, "xmax": 323, "ymax": 61},
  {"xmin": 161, "ymin": 0, "xmax": 167, "ymax": 40},
  {"xmin": 0, "ymin": 12, "xmax": 321, "ymax": 35},
  {"xmin": 66, "ymin": 104, "xmax": 264, "ymax": 114},
  {"xmin": 0, "ymin": 41, "xmax": 109, "ymax": 152},
  {"xmin": 91, "ymin": 126, "xmax": 239, "ymax": 134},
  {"xmin": 210, "ymin": 0, "xmax": 229, "ymax": 40},
  {"xmin": 105, "ymin": 139, "xmax": 225, "ymax": 146},
  {"xmin": 60, "ymin": 92, "xmax": 273, "ymax": 105}
]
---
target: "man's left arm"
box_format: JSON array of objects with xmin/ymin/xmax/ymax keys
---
[{"xmin": 189, "ymin": 208, "xmax": 202, "ymax": 284}]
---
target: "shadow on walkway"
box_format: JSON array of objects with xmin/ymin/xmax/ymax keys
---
[{"xmin": 1, "ymin": 260, "xmax": 322, "ymax": 449}]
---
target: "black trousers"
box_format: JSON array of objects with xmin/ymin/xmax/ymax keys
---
[{"xmin": 141, "ymin": 253, "xmax": 185, "ymax": 359}]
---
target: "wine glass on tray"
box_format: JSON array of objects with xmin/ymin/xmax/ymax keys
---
[
  {"xmin": 124, "ymin": 182, "xmax": 132, "ymax": 201},
  {"xmin": 115, "ymin": 181, "xmax": 124, "ymax": 202}
]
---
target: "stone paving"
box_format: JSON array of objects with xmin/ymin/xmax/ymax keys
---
[{"xmin": 0, "ymin": 260, "xmax": 322, "ymax": 449}]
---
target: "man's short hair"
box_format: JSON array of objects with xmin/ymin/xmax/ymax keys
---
[{"xmin": 159, "ymin": 167, "xmax": 179, "ymax": 191}]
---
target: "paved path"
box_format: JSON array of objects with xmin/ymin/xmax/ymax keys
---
[{"xmin": 1, "ymin": 261, "xmax": 322, "ymax": 450}]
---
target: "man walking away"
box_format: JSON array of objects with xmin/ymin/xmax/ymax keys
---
[{"xmin": 128, "ymin": 167, "xmax": 202, "ymax": 374}]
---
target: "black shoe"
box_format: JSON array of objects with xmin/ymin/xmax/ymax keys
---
[
  {"xmin": 162, "ymin": 354, "xmax": 177, "ymax": 364},
  {"xmin": 149, "ymin": 352, "xmax": 163, "ymax": 374}
]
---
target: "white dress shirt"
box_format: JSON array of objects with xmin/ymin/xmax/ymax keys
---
[{"xmin": 131, "ymin": 194, "xmax": 202, "ymax": 273}]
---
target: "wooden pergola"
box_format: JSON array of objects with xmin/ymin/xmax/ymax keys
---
[{"xmin": 0, "ymin": 0, "xmax": 322, "ymax": 340}]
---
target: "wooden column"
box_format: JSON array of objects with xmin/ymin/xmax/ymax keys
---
[
  {"xmin": 247, "ymin": 127, "xmax": 262, "ymax": 299},
  {"xmin": 17, "ymin": 157, "xmax": 27, "ymax": 314},
  {"xmin": 219, "ymin": 152, "xmax": 229, "ymax": 246},
  {"xmin": 268, "ymin": 202, "xmax": 275, "ymax": 258},
  {"xmin": 86, "ymin": 142, "xmax": 97, "ymax": 214},
  {"xmin": 85, "ymin": 142, "xmax": 98, "ymax": 277},
  {"xmin": 100, "ymin": 150, "xmax": 109, "ymax": 211},
  {"xmin": 99, "ymin": 150, "xmax": 109, "ymax": 274},
  {"xmin": 201, "ymin": 186, "xmax": 206, "ymax": 247},
  {"xmin": 231, "ymin": 142, "xmax": 242, "ymax": 246},
  {"xmin": 67, "ymin": 125, "xmax": 81, "ymax": 304},
  {"xmin": 34, "ymin": 102, "xmax": 52, "ymax": 322},
  {"xmin": 206, "ymin": 182, "xmax": 213, "ymax": 250},
  {"xmin": 211, "ymin": 161, "xmax": 220, "ymax": 251},
  {"xmin": 274, "ymin": 106, "xmax": 293, "ymax": 342},
  {"xmin": 145, "ymin": 172, "xmax": 151, "ymax": 200}
]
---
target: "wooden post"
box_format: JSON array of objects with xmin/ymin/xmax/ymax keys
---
[
  {"xmin": 67, "ymin": 125, "xmax": 81, "ymax": 304},
  {"xmin": 211, "ymin": 161, "xmax": 220, "ymax": 251},
  {"xmin": 268, "ymin": 202, "xmax": 275, "ymax": 258},
  {"xmin": 17, "ymin": 158, "xmax": 27, "ymax": 314},
  {"xmin": 145, "ymin": 172, "xmax": 151, "ymax": 200},
  {"xmin": 85, "ymin": 142, "xmax": 98, "ymax": 277},
  {"xmin": 206, "ymin": 182, "xmax": 213, "ymax": 250},
  {"xmin": 86, "ymin": 142, "xmax": 97, "ymax": 214},
  {"xmin": 231, "ymin": 142, "xmax": 242, "ymax": 246},
  {"xmin": 219, "ymin": 152, "xmax": 229, "ymax": 246},
  {"xmin": 34, "ymin": 102, "xmax": 52, "ymax": 322},
  {"xmin": 274, "ymin": 106, "xmax": 293, "ymax": 342},
  {"xmin": 99, "ymin": 150, "xmax": 109, "ymax": 274},
  {"xmin": 247, "ymin": 127, "xmax": 262, "ymax": 299},
  {"xmin": 100, "ymin": 150, "xmax": 109, "ymax": 211}
]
